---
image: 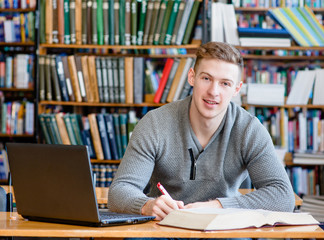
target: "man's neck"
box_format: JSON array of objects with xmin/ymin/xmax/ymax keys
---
[{"xmin": 189, "ymin": 108, "xmax": 226, "ymax": 149}]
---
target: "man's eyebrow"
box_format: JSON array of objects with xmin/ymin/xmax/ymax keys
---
[{"xmin": 199, "ymin": 72, "xmax": 235, "ymax": 83}]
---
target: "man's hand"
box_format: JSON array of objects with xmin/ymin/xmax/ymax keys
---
[
  {"xmin": 184, "ymin": 199, "xmax": 223, "ymax": 209},
  {"xmin": 141, "ymin": 196, "xmax": 184, "ymax": 220}
]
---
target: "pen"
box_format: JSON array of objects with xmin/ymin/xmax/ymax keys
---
[
  {"xmin": 188, "ymin": 148, "xmax": 196, "ymax": 180},
  {"xmin": 157, "ymin": 182, "xmax": 173, "ymax": 199}
]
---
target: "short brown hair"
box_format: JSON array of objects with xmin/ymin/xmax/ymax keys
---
[{"xmin": 194, "ymin": 42, "xmax": 243, "ymax": 72}]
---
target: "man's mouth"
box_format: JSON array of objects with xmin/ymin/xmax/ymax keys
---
[{"xmin": 204, "ymin": 99, "xmax": 218, "ymax": 105}]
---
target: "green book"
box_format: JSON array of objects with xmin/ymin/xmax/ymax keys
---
[
  {"xmin": 40, "ymin": 0, "xmax": 46, "ymax": 43},
  {"xmin": 171, "ymin": 0, "xmax": 185, "ymax": 45},
  {"xmin": 164, "ymin": 0, "xmax": 180, "ymax": 45},
  {"xmin": 109, "ymin": 0, "xmax": 115, "ymax": 45},
  {"xmin": 137, "ymin": 0, "xmax": 147, "ymax": 45},
  {"xmin": 153, "ymin": 0, "xmax": 167, "ymax": 45},
  {"xmin": 44, "ymin": 56, "xmax": 52, "ymax": 101},
  {"xmin": 70, "ymin": 113, "xmax": 84, "ymax": 145},
  {"xmin": 103, "ymin": 0, "xmax": 109, "ymax": 44},
  {"xmin": 130, "ymin": 0, "xmax": 137, "ymax": 45},
  {"xmin": 158, "ymin": 0, "xmax": 174, "ymax": 45},
  {"xmin": 39, "ymin": 114, "xmax": 52, "ymax": 144},
  {"xmin": 182, "ymin": 0, "xmax": 200, "ymax": 45},
  {"xmin": 49, "ymin": 114, "xmax": 63, "ymax": 144},
  {"xmin": 125, "ymin": 0, "xmax": 131, "ymax": 45},
  {"xmin": 38, "ymin": 56, "xmax": 45, "ymax": 101},
  {"xmin": 114, "ymin": 0, "xmax": 120, "ymax": 45},
  {"xmin": 97, "ymin": 0, "xmax": 104, "ymax": 45},
  {"xmin": 147, "ymin": 0, "xmax": 161, "ymax": 45},
  {"xmin": 119, "ymin": 113, "xmax": 128, "ymax": 155},
  {"xmin": 63, "ymin": 0, "xmax": 71, "ymax": 44},
  {"xmin": 63, "ymin": 113, "xmax": 78, "ymax": 145},
  {"xmin": 70, "ymin": 0, "xmax": 76, "ymax": 44},
  {"xmin": 119, "ymin": 0, "xmax": 126, "ymax": 45}
]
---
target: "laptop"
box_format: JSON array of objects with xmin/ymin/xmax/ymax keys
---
[{"xmin": 6, "ymin": 143, "xmax": 155, "ymax": 227}]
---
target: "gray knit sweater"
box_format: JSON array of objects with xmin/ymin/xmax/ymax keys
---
[{"xmin": 108, "ymin": 96, "xmax": 295, "ymax": 214}]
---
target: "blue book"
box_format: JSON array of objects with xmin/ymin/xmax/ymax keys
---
[
  {"xmin": 104, "ymin": 113, "xmax": 119, "ymax": 160},
  {"xmin": 112, "ymin": 113, "xmax": 123, "ymax": 159},
  {"xmin": 237, "ymin": 27, "xmax": 291, "ymax": 38},
  {"xmin": 119, "ymin": 113, "xmax": 128, "ymax": 156},
  {"xmin": 81, "ymin": 129, "xmax": 96, "ymax": 159},
  {"xmin": 39, "ymin": 114, "xmax": 53, "ymax": 144},
  {"xmin": 96, "ymin": 113, "xmax": 112, "ymax": 160},
  {"xmin": 55, "ymin": 55, "xmax": 69, "ymax": 101}
]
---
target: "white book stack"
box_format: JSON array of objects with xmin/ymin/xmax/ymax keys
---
[
  {"xmin": 313, "ymin": 69, "xmax": 324, "ymax": 105},
  {"xmin": 246, "ymin": 83, "xmax": 285, "ymax": 106}
]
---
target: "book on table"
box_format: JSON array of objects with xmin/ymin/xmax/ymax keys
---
[{"xmin": 158, "ymin": 208, "xmax": 319, "ymax": 231}]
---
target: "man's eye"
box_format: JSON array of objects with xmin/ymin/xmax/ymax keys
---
[
  {"xmin": 203, "ymin": 77, "xmax": 209, "ymax": 81},
  {"xmin": 223, "ymin": 82, "xmax": 231, "ymax": 87}
]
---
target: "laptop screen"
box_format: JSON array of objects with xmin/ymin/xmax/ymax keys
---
[{"xmin": 6, "ymin": 143, "xmax": 101, "ymax": 223}]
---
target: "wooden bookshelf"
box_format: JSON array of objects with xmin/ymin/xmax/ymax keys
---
[
  {"xmin": 0, "ymin": 7, "xmax": 36, "ymax": 12},
  {"xmin": 38, "ymin": 101, "xmax": 165, "ymax": 108},
  {"xmin": 242, "ymin": 55, "xmax": 324, "ymax": 60},
  {"xmin": 242, "ymin": 103, "xmax": 324, "ymax": 109},
  {"xmin": 0, "ymin": 88, "xmax": 34, "ymax": 92},
  {"xmin": 0, "ymin": 134, "xmax": 34, "ymax": 137},
  {"xmin": 235, "ymin": 7, "xmax": 324, "ymax": 12},
  {"xmin": 0, "ymin": 42, "xmax": 35, "ymax": 46},
  {"xmin": 91, "ymin": 159, "xmax": 121, "ymax": 164}
]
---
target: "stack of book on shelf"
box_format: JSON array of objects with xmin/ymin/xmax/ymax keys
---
[
  {"xmin": 210, "ymin": 2, "xmax": 239, "ymax": 45},
  {"xmin": 300, "ymin": 195, "xmax": 324, "ymax": 222},
  {"xmin": 39, "ymin": 111, "xmax": 138, "ymax": 161},
  {"xmin": 246, "ymin": 83, "xmax": 285, "ymax": 106},
  {"xmin": 0, "ymin": 0, "xmax": 36, "ymax": 8},
  {"xmin": 92, "ymin": 164, "xmax": 118, "ymax": 187},
  {"xmin": 293, "ymin": 151, "xmax": 324, "ymax": 165},
  {"xmin": 238, "ymin": 27, "xmax": 292, "ymax": 47},
  {"xmin": 313, "ymin": 69, "xmax": 324, "ymax": 105},
  {"xmin": 40, "ymin": 0, "xmax": 200, "ymax": 46},
  {"xmin": 0, "ymin": 12, "xmax": 35, "ymax": 43},
  {"xmin": 268, "ymin": 7, "xmax": 324, "ymax": 47}
]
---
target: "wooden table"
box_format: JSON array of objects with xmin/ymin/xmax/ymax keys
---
[{"xmin": 0, "ymin": 212, "xmax": 323, "ymax": 239}]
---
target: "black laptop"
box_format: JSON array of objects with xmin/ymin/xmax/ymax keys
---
[{"xmin": 6, "ymin": 143, "xmax": 155, "ymax": 227}]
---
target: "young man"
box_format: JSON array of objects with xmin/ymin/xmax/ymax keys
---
[{"xmin": 108, "ymin": 42, "xmax": 295, "ymax": 220}]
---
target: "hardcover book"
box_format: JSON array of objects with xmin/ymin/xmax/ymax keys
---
[{"xmin": 159, "ymin": 208, "xmax": 319, "ymax": 231}]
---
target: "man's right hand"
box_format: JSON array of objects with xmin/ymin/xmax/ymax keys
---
[{"xmin": 141, "ymin": 196, "xmax": 184, "ymax": 220}]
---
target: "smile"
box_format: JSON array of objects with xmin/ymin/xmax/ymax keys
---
[{"xmin": 204, "ymin": 99, "xmax": 218, "ymax": 105}]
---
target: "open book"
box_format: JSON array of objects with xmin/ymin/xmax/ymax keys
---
[{"xmin": 158, "ymin": 208, "xmax": 319, "ymax": 231}]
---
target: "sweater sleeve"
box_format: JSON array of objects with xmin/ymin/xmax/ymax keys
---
[
  {"xmin": 107, "ymin": 111, "xmax": 159, "ymax": 215},
  {"xmin": 218, "ymin": 117, "xmax": 296, "ymax": 212}
]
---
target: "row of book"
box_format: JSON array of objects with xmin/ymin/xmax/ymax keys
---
[
  {"xmin": 0, "ymin": 95, "xmax": 34, "ymax": 135},
  {"xmin": 247, "ymin": 107, "xmax": 324, "ymax": 154},
  {"xmin": 286, "ymin": 166, "xmax": 324, "ymax": 196},
  {"xmin": 0, "ymin": 149, "xmax": 8, "ymax": 181},
  {"xmin": 235, "ymin": 0, "xmax": 324, "ymax": 8},
  {"xmin": 92, "ymin": 163, "xmax": 118, "ymax": 187},
  {"xmin": 0, "ymin": 12, "xmax": 35, "ymax": 43},
  {"xmin": 39, "ymin": 111, "xmax": 138, "ymax": 160},
  {"xmin": 0, "ymin": 53, "xmax": 34, "ymax": 89},
  {"xmin": 237, "ymin": 13, "xmax": 282, "ymax": 29},
  {"xmin": 39, "ymin": 54, "xmax": 193, "ymax": 104},
  {"xmin": 0, "ymin": 0, "xmax": 36, "ymax": 8},
  {"xmin": 40, "ymin": 0, "xmax": 200, "ymax": 46}
]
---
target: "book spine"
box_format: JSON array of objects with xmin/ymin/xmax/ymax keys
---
[
  {"xmin": 70, "ymin": 0, "xmax": 76, "ymax": 44},
  {"xmin": 63, "ymin": 0, "xmax": 71, "ymax": 44},
  {"xmin": 97, "ymin": 0, "xmax": 104, "ymax": 45}
]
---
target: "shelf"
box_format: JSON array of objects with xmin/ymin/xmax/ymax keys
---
[
  {"xmin": 236, "ymin": 46, "xmax": 324, "ymax": 51},
  {"xmin": 0, "ymin": 42, "xmax": 35, "ymax": 46},
  {"xmin": 0, "ymin": 8, "xmax": 36, "ymax": 12},
  {"xmin": 91, "ymin": 159, "xmax": 121, "ymax": 164},
  {"xmin": 77, "ymin": 52, "xmax": 197, "ymax": 58},
  {"xmin": 39, "ymin": 43, "xmax": 201, "ymax": 50},
  {"xmin": 242, "ymin": 54, "xmax": 324, "ymax": 60},
  {"xmin": 39, "ymin": 101, "xmax": 165, "ymax": 107},
  {"xmin": 0, "ymin": 88, "xmax": 34, "ymax": 92},
  {"xmin": 235, "ymin": 7, "xmax": 324, "ymax": 12},
  {"xmin": 242, "ymin": 103, "xmax": 324, "ymax": 108},
  {"xmin": 0, "ymin": 134, "xmax": 34, "ymax": 137}
]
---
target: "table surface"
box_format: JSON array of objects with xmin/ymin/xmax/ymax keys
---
[{"xmin": 0, "ymin": 212, "xmax": 323, "ymax": 239}]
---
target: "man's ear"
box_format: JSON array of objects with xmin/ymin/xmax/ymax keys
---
[
  {"xmin": 188, "ymin": 68, "xmax": 195, "ymax": 87},
  {"xmin": 233, "ymin": 81, "xmax": 243, "ymax": 97}
]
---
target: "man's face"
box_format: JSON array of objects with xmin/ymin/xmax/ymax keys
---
[{"xmin": 188, "ymin": 58, "xmax": 242, "ymax": 121}]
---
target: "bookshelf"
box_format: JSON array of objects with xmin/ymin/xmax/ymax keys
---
[
  {"xmin": 0, "ymin": 2, "xmax": 38, "ymax": 183},
  {"xmin": 231, "ymin": 3, "xmax": 324, "ymax": 199},
  {"xmin": 36, "ymin": 0, "xmax": 203, "ymax": 189}
]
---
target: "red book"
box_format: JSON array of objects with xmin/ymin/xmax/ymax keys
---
[{"xmin": 153, "ymin": 58, "xmax": 174, "ymax": 103}]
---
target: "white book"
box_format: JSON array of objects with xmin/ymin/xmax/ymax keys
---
[
  {"xmin": 286, "ymin": 70, "xmax": 316, "ymax": 105},
  {"xmin": 298, "ymin": 111, "xmax": 307, "ymax": 152},
  {"xmin": 239, "ymin": 37, "xmax": 291, "ymax": 47},
  {"xmin": 313, "ymin": 69, "xmax": 324, "ymax": 105},
  {"xmin": 4, "ymin": 20, "xmax": 15, "ymax": 43},
  {"xmin": 159, "ymin": 208, "xmax": 318, "ymax": 231},
  {"xmin": 247, "ymin": 83, "xmax": 285, "ymax": 106},
  {"xmin": 211, "ymin": 2, "xmax": 224, "ymax": 42},
  {"xmin": 15, "ymin": 54, "xmax": 29, "ymax": 89},
  {"xmin": 222, "ymin": 4, "xmax": 240, "ymax": 45}
]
